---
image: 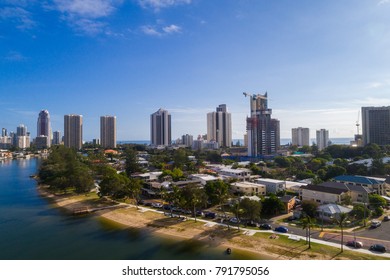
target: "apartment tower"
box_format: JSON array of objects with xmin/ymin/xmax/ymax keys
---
[
  {"xmin": 292, "ymin": 127, "xmax": 310, "ymax": 147},
  {"xmin": 244, "ymin": 92, "xmax": 280, "ymax": 157},
  {"xmin": 150, "ymin": 108, "xmax": 171, "ymax": 146},
  {"xmin": 100, "ymin": 115, "xmax": 117, "ymax": 149},
  {"xmin": 37, "ymin": 110, "xmax": 51, "ymax": 148},
  {"xmin": 362, "ymin": 106, "xmax": 390, "ymax": 146},
  {"xmin": 316, "ymin": 129, "xmax": 329, "ymax": 151},
  {"xmin": 64, "ymin": 115, "xmax": 83, "ymax": 149},
  {"xmin": 207, "ymin": 104, "xmax": 232, "ymax": 148}
]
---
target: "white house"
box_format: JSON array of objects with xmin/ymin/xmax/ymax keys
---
[
  {"xmin": 231, "ymin": 182, "xmax": 266, "ymax": 196},
  {"xmin": 254, "ymin": 178, "xmax": 286, "ymax": 194},
  {"xmin": 219, "ymin": 168, "xmax": 251, "ymax": 180}
]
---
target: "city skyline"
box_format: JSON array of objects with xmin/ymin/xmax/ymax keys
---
[{"xmin": 2, "ymin": 1, "xmax": 390, "ymax": 140}]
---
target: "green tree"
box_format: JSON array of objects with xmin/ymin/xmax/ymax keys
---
[
  {"xmin": 335, "ymin": 212, "xmax": 348, "ymax": 252},
  {"xmin": 124, "ymin": 148, "xmax": 142, "ymax": 176},
  {"xmin": 301, "ymin": 200, "xmax": 318, "ymax": 218},
  {"xmin": 261, "ymin": 194, "xmax": 285, "ymax": 217},
  {"xmin": 128, "ymin": 178, "xmax": 142, "ymax": 208},
  {"xmin": 181, "ymin": 184, "xmax": 208, "ymax": 222},
  {"xmin": 240, "ymin": 198, "xmax": 262, "ymax": 222},
  {"xmin": 368, "ymin": 194, "xmax": 387, "ymax": 208},
  {"xmin": 301, "ymin": 215, "xmax": 314, "ymax": 249},
  {"xmin": 350, "ymin": 204, "xmax": 370, "ymax": 220}
]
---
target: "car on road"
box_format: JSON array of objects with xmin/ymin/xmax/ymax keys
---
[
  {"xmin": 370, "ymin": 220, "xmax": 382, "ymax": 228},
  {"xmin": 246, "ymin": 221, "xmax": 258, "ymax": 227},
  {"xmin": 259, "ymin": 223, "xmax": 272, "ymax": 230},
  {"xmin": 369, "ymin": 244, "xmax": 386, "ymax": 253},
  {"xmin": 274, "ymin": 226, "xmax": 288, "ymax": 233},
  {"xmin": 383, "ymin": 215, "xmax": 390, "ymax": 221},
  {"xmin": 346, "ymin": 240, "xmax": 363, "ymax": 248},
  {"xmin": 204, "ymin": 212, "xmax": 216, "ymax": 219},
  {"xmin": 229, "ymin": 217, "xmax": 240, "ymax": 224}
]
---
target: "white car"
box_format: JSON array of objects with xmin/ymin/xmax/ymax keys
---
[{"xmin": 371, "ymin": 220, "xmax": 381, "ymax": 228}]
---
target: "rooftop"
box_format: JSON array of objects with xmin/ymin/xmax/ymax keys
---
[{"xmin": 333, "ymin": 175, "xmax": 385, "ymax": 185}]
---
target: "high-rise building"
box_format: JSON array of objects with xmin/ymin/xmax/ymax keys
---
[
  {"xmin": 150, "ymin": 109, "xmax": 171, "ymax": 146},
  {"xmin": 316, "ymin": 129, "xmax": 329, "ymax": 151},
  {"xmin": 52, "ymin": 131, "xmax": 61, "ymax": 145},
  {"xmin": 292, "ymin": 127, "xmax": 310, "ymax": 147},
  {"xmin": 64, "ymin": 115, "xmax": 83, "ymax": 149},
  {"xmin": 100, "ymin": 116, "xmax": 117, "ymax": 149},
  {"xmin": 207, "ymin": 104, "xmax": 232, "ymax": 148},
  {"xmin": 2, "ymin": 128, "xmax": 7, "ymax": 137},
  {"xmin": 244, "ymin": 92, "xmax": 280, "ymax": 157},
  {"xmin": 37, "ymin": 110, "xmax": 51, "ymax": 148},
  {"xmin": 17, "ymin": 124, "xmax": 27, "ymax": 136},
  {"xmin": 362, "ymin": 106, "xmax": 390, "ymax": 146},
  {"xmin": 182, "ymin": 134, "xmax": 193, "ymax": 147}
]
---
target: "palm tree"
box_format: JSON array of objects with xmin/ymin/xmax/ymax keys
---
[
  {"xmin": 336, "ymin": 212, "xmax": 348, "ymax": 252},
  {"xmin": 301, "ymin": 215, "xmax": 313, "ymax": 249}
]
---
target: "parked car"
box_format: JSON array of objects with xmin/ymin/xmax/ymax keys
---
[
  {"xmin": 346, "ymin": 240, "xmax": 363, "ymax": 248},
  {"xmin": 204, "ymin": 212, "xmax": 216, "ymax": 219},
  {"xmin": 371, "ymin": 220, "xmax": 382, "ymax": 228},
  {"xmin": 274, "ymin": 226, "xmax": 288, "ymax": 233},
  {"xmin": 246, "ymin": 221, "xmax": 258, "ymax": 227},
  {"xmin": 259, "ymin": 223, "xmax": 272, "ymax": 230},
  {"xmin": 369, "ymin": 244, "xmax": 386, "ymax": 253},
  {"xmin": 229, "ymin": 217, "xmax": 240, "ymax": 224},
  {"xmin": 383, "ymin": 215, "xmax": 390, "ymax": 221}
]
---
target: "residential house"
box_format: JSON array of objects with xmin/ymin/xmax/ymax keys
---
[
  {"xmin": 231, "ymin": 181, "xmax": 266, "ymax": 196},
  {"xmin": 300, "ymin": 184, "xmax": 349, "ymax": 204},
  {"xmin": 317, "ymin": 203, "xmax": 352, "ymax": 222},
  {"xmin": 280, "ymin": 195, "xmax": 296, "ymax": 213},
  {"xmin": 254, "ymin": 178, "xmax": 286, "ymax": 194},
  {"xmin": 333, "ymin": 175, "xmax": 387, "ymax": 196}
]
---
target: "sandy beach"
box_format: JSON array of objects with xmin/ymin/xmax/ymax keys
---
[{"xmin": 37, "ymin": 185, "xmax": 377, "ymax": 260}]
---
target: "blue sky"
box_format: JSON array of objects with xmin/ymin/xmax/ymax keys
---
[{"xmin": 1, "ymin": 0, "xmax": 390, "ymax": 141}]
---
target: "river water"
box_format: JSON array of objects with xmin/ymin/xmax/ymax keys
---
[{"xmin": 0, "ymin": 158, "xmax": 261, "ymax": 260}]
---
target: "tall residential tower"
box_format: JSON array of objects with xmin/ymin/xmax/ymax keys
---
[
  {"xmin": 100, "ymin": 116, "xmax": 117, "ymax": 149},
  {"xmin": 243, "ymin": 92, "xmax": 280, "ymax": 157},
  {"xmin": 316, "ymin": 129, "xmax": 329, "ymax": 151},
  {"xmin": 207, "ymin": 104, "xmax": 232, "ymax": 148},
  {"xmin": 150, "ymin": 108, "xmax": 171, "ymax": 146},
  {"xmin": 64, "ymin": 114, "xmax": 83, "ymax": 149},
  {"xmin": 37, "ymin": 110, "xmax": 51, "ymax": 148},
  {"xmin": 362, "ymin": 106, "xmax": 390, "ymax": 146},
  {"xmin": 292, "ymin": 127, "xmax": 310, "ymax": 147}
]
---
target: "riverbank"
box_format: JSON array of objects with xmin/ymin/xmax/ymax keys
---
[{"xmin": 36, "ymin": 185, "xmax": 386, "ymax": 260}]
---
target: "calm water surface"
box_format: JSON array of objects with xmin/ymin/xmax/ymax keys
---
[{"xmin": 0, "ymin": 158, "xmax": 261, "ymax": 260}]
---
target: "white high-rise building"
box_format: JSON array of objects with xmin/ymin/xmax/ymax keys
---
[
  {"xmin": 207, "ymin": 104, "xmax": 232, "ymax": 148},
  {"xmin": 64, "ymin": 115, "xmax": 83, "ymax": 150},
  {"xmin": 316, "ymin": 129, "xmax": 329, "ymax": 151},
  {"xmin": 150, "ymin": 109, "xmax": 171, "ymax": 146},
  {"xmin": 100, "ymin": 116, "xmax": 117, "ymax": 149},
  {"xmin": 292, "ymin": 127, "xmax": 310, "ymax": 147}
]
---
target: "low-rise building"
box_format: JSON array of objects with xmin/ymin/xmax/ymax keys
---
[
  {"xmin": 231, "ymin": 181, "xmax": 266, "ymax": 196},
  {"xmin": 219, "ymin": 168, "xmax": 251, "ymax": 180},
  {"xmin": 333, "ymin": 175, "xmax": 387, "ymax": 196},
  {"xmin": 317, "ymin": 204, "xmax": 352, "ymax": 222},
  {"xmin": 300, "ymin": 184, "xmax": 349, "ymax": 204},
  {"xmin": 190, "ymin": 174, "xmax": 219, "ymax": 186},
  {"xmin": 254, "ymin": 178, "xmax": 286, "ymax": 194}
]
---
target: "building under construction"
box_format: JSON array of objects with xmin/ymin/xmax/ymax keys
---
[{"xmin": 244, "ymin": 92, "xmax": 280, "ymax": 157}]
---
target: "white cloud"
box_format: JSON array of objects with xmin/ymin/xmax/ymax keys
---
[
  {"xmin": 141, "ymin": 24, "xmax": 182, "ymax": 36},
  {"xmin": 53, "ymin": 0, "xmax": 119, "ymax": 18},
  {"xmin": 4, "ymin": 51, "xmax": 27, "ymax": 61},
  {"xmin": 378, "ymin": 0, "xmax": 390, "ymax": 5},
  {"xmin": 162, "ymin": 24, "xmax": 181, "ymax": 34},
  {"xmin": 0, "ymin": 6, "xmax": 36, "ymax": 30},
  {"xmin": 50, "ymin": 0, "xmax": 122, "ymax": 35},
  {"xmin": 138, "ymin": 0, "xmax": 191, "ymax": 11},
  {"xmin": 141, "ymin": 25, "xmax": 161, "ymax": 36}
]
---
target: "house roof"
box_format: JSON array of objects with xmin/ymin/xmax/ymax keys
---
[
  {"xmin": 280, "ymin": 195, "xmax": 296, "ymax": 203},
  {"xmin": 317, "ymin": 203, "xmax": 352, "ymax": 214},
  {"xmin": 300, "ymin": 184, "xmax": 347, "ymax": 195},
  {"xmin": 333, "ymin": 175, "xmax": 383, "ymax": 185}
]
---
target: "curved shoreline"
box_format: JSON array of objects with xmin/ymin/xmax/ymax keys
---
[{"xmin": 36, "ymin": 185, "xmax": 280, "ymax": 260}]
